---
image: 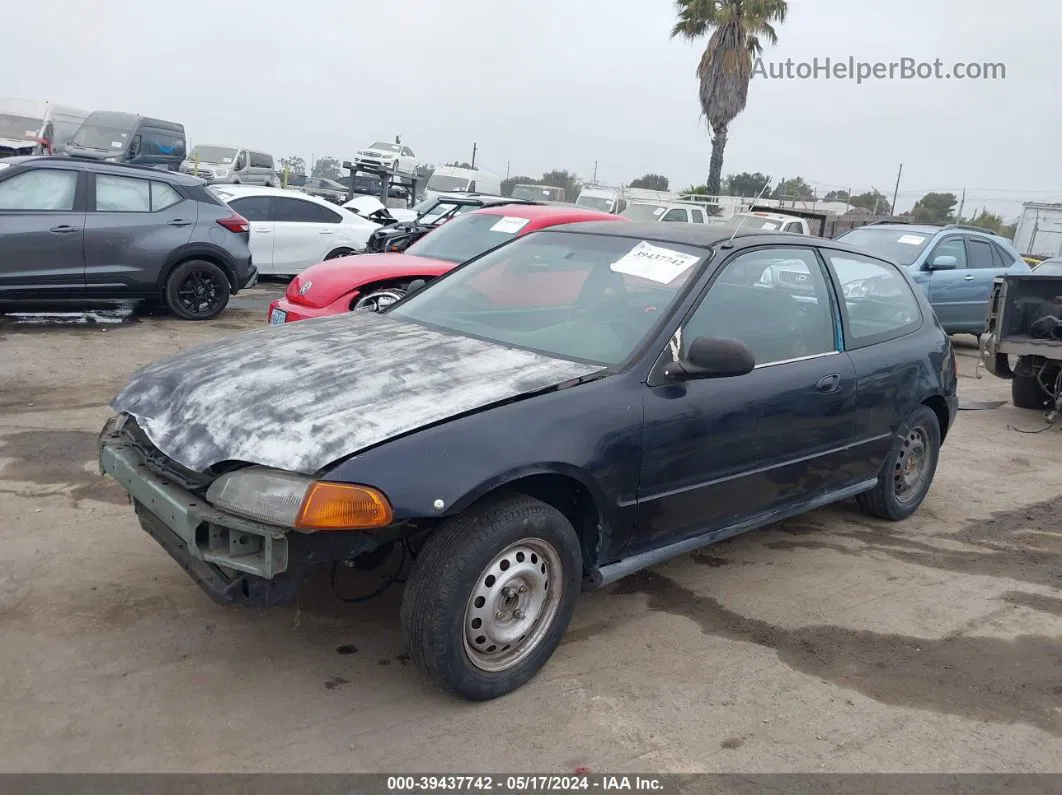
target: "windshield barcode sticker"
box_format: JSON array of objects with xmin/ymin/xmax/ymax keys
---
[
  {"xmin": 490, "ymin": 216, "xmax": 530, "ymax": 234},
  {"xmin": 611, "ymin": 241, "xmax": 700, "ymax": 284},
  {"xmin": 897, "ymin": 234, "xmax": 927, "ymax": 245}
]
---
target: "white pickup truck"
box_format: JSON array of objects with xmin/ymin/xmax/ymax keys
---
[{"xmin": 716, "ymin": 209, "xmax": 821, "ymax": 235}]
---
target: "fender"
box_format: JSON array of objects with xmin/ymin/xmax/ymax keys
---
[{"xmin": 159, "ymin": 243, "xmax": 240, "ymax": 291}]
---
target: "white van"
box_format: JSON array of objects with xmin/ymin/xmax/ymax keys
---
[
  {"xmin": 423, "ymin": 166, "xmax": 502, "ymax": 200},
  {"xmin": 0, "ymin": 99, "xmax": 90, "ymax": 157},
  {"xmin": 180, "ymin": 145, "xmax": 277, "ymax": 185}
]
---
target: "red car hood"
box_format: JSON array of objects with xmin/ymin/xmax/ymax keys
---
[{"xmin": 287, "ymin": 252, "xmax": 455, "ymax": 308}]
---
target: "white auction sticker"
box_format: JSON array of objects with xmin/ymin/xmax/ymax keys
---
[
  {"xmin": 652, "ymin": 207, "xmax": 666, "ymax": 216},
  {"xmin": 111, "ymin": 141, "xmax": 123, "ymax": 148},
  {"xmin": 611, "ymin": 241, "xmax": 701, "ymax": 284},
  {"xmin": 490, "ymin": 216, "xmax": 530, "ymax": 234},
  {"xmin": 897, "ymin": 234, "xmax": 927, "ymax": 245}
]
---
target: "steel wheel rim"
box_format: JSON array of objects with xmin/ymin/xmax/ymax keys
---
[
  {"xmin": 462, "ymin": 537, "xmax": 563, "ymax": 673},
  {"xmin": 894, "ymin": 425, "xmax": 930, "ymax": 504},
  {"xmin": 352, "ymin": 289, "xmax": 404, "ymax": 312},
  {"xmin": 176, "ymin": 268, "xmax": 225, "ymax": 316}
]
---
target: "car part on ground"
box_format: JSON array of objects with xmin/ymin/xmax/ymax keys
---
[
  {"xmin": 0, "ymin": 156, "xmax": 254, "ymax": 320},
  {"xmin": 100, "ymin": 222, "xmax": 957, "ymax": 699}
]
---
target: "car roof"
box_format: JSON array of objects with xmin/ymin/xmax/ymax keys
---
[
  {"xmin": 471, "ymin": 203, "xmax": 622, "ymax": 228},
  {"xmin": 3, "ymin": 155, "xmax": 202, "ymax": 186}
]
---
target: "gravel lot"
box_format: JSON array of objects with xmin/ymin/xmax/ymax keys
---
[{"xmin": 2, "ymin": 289, "xmax": 1060, "ymax": 773}]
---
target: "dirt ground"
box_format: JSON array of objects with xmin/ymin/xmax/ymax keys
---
[{"xmin": 1, "ymin": 286, "xmax": 1060, "ymax": 773}]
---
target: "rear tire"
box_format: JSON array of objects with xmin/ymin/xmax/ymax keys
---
[
  {"xmin": 401, "ymin": 495, "xmax": 582, "ymax": 701},
  {"xmin": 164, "ymin": 260, "xmax": 231, "ymax": 320},
  {"xmin": 857, "ymin": 405, "xmax": 940, "ymax": 521},
  {"xmin": 1012, "ymin": 373, "xmax": 1049, "ymax": 409}
]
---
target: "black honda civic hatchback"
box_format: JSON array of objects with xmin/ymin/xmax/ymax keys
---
[{"xmin": 99, "ymin": 220, "xmax": 958, "ymax": 700}]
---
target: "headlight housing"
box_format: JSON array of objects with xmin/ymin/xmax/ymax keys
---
[{"xmin": 205, "ymin": 466, "xmax": 393, "ymax": 532}]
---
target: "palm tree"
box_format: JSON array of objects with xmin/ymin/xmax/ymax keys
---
[{"xmin": 671, "ymin": 0, "xmax": 788, "ymax": 197}]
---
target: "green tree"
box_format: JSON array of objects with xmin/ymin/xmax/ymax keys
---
[
  {"xmin": 771, "ymin": 176, "xmax": 814, "ymax": 200},
  {"xmin": 629, "ymin": 173, "xmax": 670, "ymax": 191},
  {"xmin": 910, "ymin": 192, "xmax": 958, "ymax": 225},
  {"xmin": 824, "ymin": 189, "xmax": 849, "ymax": 202},
  {"xmin": 311, "ymin": 156, "xmax": 343, "ymax": 181},
  {"xmin": 502, "ymin": 176, "xmax": 537, "ymax": 197},
  {"xmin": 539, "ymin": 169, "xmax": 582, "ymax": 202},
  {"xmin": 446, "ymin": 161, "xmax": 474, "ymax": 169},
  {"xmin": 849, "ymin": 190, "xmax": 888, "ymax": 213},
  {"xmin": 279, "ymin": 156, "xmax": 306, "ymax": 178},
  {"xmin": 723, "ymin": 171, "xmax": 771, "ymax": 196},
  {"xmin": 671, "ymin": 0, "xmax": 788, "ymax": 196}
]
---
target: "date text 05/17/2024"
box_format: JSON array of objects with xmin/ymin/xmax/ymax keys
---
[{"xmin": 385, "ymin": 775, "xmax": 667, "ymax": 792}]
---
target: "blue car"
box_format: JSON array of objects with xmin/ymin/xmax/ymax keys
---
[
  {"xmin": 98, "ymin": 223, "xmax": 958, "ymax": 700},
  {"xmin": 835, "ymin": 223, "xmax": 1031, "ymax": 335}
]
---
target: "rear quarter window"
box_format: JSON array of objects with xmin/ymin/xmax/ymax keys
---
[{"xmin": 822, "ymin": 249, "xmax": 923, "ymax": 348}]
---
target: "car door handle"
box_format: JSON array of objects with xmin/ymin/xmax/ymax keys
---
[
  {"xmin": 167, "ymin": 219, "xmax": 192, "ymax": 227},
  {"xmin": 49, "ymin": 224, "xmax": 80, "ymax": 234},
  {"xmin": 318, "ymin": 229, "xmax": 334, "ymax": 234},
  {"xmin": 816, "ymin": 374, "xmax": 841, "ymax": 393},
  {"xmin": 964, "ymin": 274, "xmax": 976, "ymax": 281},
  {"xmin": 252, "ymin": 227, "xmax": 271, "ymax": 233}
]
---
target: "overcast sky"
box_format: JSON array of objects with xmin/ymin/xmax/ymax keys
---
[{"xmin": 5, "ymin": 0, "xmax": 1058, "ymax": 219}]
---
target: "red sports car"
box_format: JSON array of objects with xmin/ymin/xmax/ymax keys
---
[{"xmin": 267, "ymin": 203, "xmax": 624, "ymax": 324}]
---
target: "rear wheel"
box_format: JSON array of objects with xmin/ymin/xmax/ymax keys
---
[
  {"xmin": 857, "ymin": 405, "xmax": 940, "ymax": 521},
  {"xmin": 1012, "ymin": 372, "xmax": 1050, "ymax": 409},
  {"xmin": 401, "ymin": 495, "xmax": 582, "ymax": 701},
  {"xmin": 164, "ymin": 260, "xmax": 230, "ymax": 320}
]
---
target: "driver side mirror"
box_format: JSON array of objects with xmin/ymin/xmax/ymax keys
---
[
  {"xmin": 927, "ymin": 254, "xmax": 958, "ymax": 271},
  {"xmin": 663, "ymin": 336, "xmax": 756, "ymax": 381}
]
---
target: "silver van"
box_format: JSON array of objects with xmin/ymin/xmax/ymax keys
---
[{"xmin": 180, "ymin": 145, "xmax": 276, "ymax": 185}]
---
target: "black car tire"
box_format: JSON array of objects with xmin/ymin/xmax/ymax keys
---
[
  {"xmin": 164, "ymin": 260, "xmax": 231, "ymax": 321},
  {"xmin": 324, "ymin": 248, "xmax": 355, "ymax": 260},
  {"xmin": 401, "ymin": 494, "xmax": 582, "ymax": 701},
  {"xmin": 1011, "ymin": 373, "xmax": 1049, "ymax": 409},
  {"xmin": 857, "ymin": 405, "xmax": 941, "ymax": 521}
]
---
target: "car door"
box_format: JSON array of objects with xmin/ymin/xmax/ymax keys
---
[
  {"xmin": 923, "ymin": 234, "xmax": 977, "ymax": 330},
  {"xmin": 0, "ymin": 165, "xmax": 87, "ymax": 294},
  {"xmin": 634, "ymin": 245, "xmax": 858, "ymax": 554},
  {"xmin": 83, "ymin": 173, "xmax": 196, "ymax": 292},
  {"xmin": 225, "ymin": 195, "xmax": 275, "ymax": 273},
  {"xmin": 401, "ymin": 146, "xmax": 416, "ymax": 172},
  {"xmin": 271, "ymin": 195, "xmax": 343, "ymax": 274}
]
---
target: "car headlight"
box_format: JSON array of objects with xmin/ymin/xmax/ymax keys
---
[
  {"xmin": 843, "ymin": 279, "xmax": 870, "ymax": 298},
  {"xmin": 205, "ymin": 466, "xmax": 393, "ymax": 532}
]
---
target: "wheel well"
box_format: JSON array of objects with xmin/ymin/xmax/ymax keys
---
[
  {"xmin": 162, "ymin": 252, "xmax": 237, "ymax": 292},
  {"xmin": 922, "ymin": 395, "xmax": 950, "ymax": 443},
  {"xmin": 491, "ymin": 474, "xmax": 602, "ymax": 578},
  {"xmin": 348, "ymin": 276, "xmax": 437, "ymax": 308}
]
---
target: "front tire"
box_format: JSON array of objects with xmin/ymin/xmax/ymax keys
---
[
  {"xmin": 1012, "ymin": 373, "xmax": 1050, "ymax": 409},
  {"xmin": 401, "ymin": 495, "xmax": 582, "ymax": 701},
  {"xmin": 164, "ymin": 260, "xmax": 230, "ymax": 320},
  {"xmin": 857, "ymin": 405, "xmax": 941, "ymax": 521}
]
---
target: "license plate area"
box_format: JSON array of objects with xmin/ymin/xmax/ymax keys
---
[{"xmin": 269, "ymin": 308, "xmax": 287, "ymax": 325}]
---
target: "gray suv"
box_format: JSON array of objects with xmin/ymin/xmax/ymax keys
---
[{"xmin": 0, "ymin": 156, "xmax": 255, "ymax": 319}]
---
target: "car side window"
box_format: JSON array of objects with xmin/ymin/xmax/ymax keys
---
[
  {"xmin": 928, "ymin": 236, "xmax": 967, "ymax": 269},
  {"xmin": 274, "ymin": 196, "xmax": 341, "ymax": 224},
  {"xmin": 235, "ymin": 151, "xmax": 248, "ymax": 170},
  {"xmin": 151, "ymin": 181, "xmax": 183, "ymax": 212},
  {"xmin": 822, "ymin": 250, "xmax": 921, "ymax": 347},
  {"xmin": 661, "ymin": 208, "xmax": 687, "ymax": 222},
  {"xmin": 402, "ymin": 147, "xmax": 413, "ymax": 157},
  {"xmin": 0, "ymin": 168, "xmax": 78, "ymax": 211},
  {"xmin": 784, "ymin": 221, "xmax": 804, "ymax": 233},
  {"xmin": 967, "ymin": 238, "xmax": 996, "ymax": 269},
  {"xmin": 228, "ymin": 195, "xmax": 272, "ymax": 222},
  {"xmin": 690, "ymin": 209, "xmax": 705, "ymax": 224},
  {"xmin": 682, "ymin": 247, "xmax": 837, "ymax": 367},
  {"xmin": 990, "ymin": 242, "xmax": 1015, "ymax": 268},
  {"xmin": 96, "ymin": 174, "xmax": 151, "ymax": 212}
]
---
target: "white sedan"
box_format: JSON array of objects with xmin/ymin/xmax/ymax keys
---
[
  {"xmin": 354, "ymin": 141, "xmax": 418, "ymax": 174},
  {"xmin": 209, "ymin": 185, "xmax": 379, "ymax": 276}
]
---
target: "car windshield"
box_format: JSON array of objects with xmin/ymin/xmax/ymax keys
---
[
  {"xmin": 835, "ymin": 227, "xmax": 934, "ymax": 266},
  {"xmin": 71, "ymin": 124, "xmax": 132, "ymax": 151},
  {"xmin": 390, "ymin": 231, "xmax": 707, "ymax": 365},
  {"xmin": 370, "ymin": 142, "xmax": 401, "ymax": 152},
  {"xmin": 406, "ymin": 212, "xmax": 531, "ymax": 263},
  {"xmin": 417, "ymin": 201, "xmax": 470, "ymax": 224},
  {"xmin": 0, "ymin": 114, "xmax": 42, "ymax": 141},
  {"xmin": 621, "ymin": 203, "xmax": 668, "ymax": 221},
  {"xmin": 189, "ymin": 145, "xmax": 237, "ymax": 163},
  {"xmin": 577, "ymin": 195, "xmax": 613, "ymax": 212},
  {"xmin": 427, "ymin": 174, "xmax": 472, "ymax": 192}
]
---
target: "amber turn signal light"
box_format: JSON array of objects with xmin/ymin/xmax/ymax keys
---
[{"xmin": 294, "ymin": 482, "xmax": 393, "ymax": 531}]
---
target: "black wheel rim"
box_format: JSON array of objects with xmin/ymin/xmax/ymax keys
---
[
  {"xmin": 893, "ymin": 426, "xmax": 930, "ymax": 504},
  {"xmin": 176, "ymin": 268, "xmax": 226, "ymax": 316}
]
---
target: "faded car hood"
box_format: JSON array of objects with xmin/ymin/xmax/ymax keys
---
[{"xmin": 110, "ymin": 312, "xmax": 603, "ymax": 475}]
